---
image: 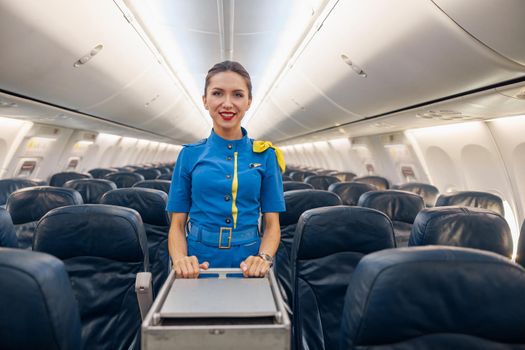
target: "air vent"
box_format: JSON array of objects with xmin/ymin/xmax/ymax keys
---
[
  {"xmin": 73, "ymin": 44, "xmax": 104, "ymax": 68},
  {"xmin": 0, "ymin": 100, "xmax": 18, "ymax": 108},
  {"xmin": 340, "ymin": 54, "xmax": 367, "ymax": 77},
  {"xmin": 416, "ymin": 110, "xmax": 476, "ymax": 121}
]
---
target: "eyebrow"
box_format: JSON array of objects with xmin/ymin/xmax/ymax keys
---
[{"xmin": 210, "ymin": 87, "xmax": 246, "ymax": 93}]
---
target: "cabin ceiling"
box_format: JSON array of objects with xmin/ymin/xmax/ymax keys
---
[{"xmin": 0, "ymin": 0, "xmax": 525, "ymax": 144}]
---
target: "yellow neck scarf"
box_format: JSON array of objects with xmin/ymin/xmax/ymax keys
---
[{"xmin": 253, "ymin": 140, "xmax": 286, "ymax": 173}]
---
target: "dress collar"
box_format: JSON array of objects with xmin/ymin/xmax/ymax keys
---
[{"xmin": 208, "ymin": 127, "xmax": 251, "ymax": 149}]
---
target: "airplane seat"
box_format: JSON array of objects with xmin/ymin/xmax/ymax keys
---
[
  {"xmin": 33, "ymin": 204, "xmax": 148, "ymax": 350},
  {"xmin": 291, "ymin": 206, "xmax": 395, "ymax": 350},
  {"xmin": 283, "ymin": 181, "xmax": 314, "ymax": 192},
  {"xmin": 353, "ymin": 175, "xmax": 390, "ymax": 190},
  {"xmin": 156, "ymin": 173, "xmax": 173, "ymax": 180},
  {"xmin": 290, "ymin": 171, "xmax": 316, "ymax": 182},
  {"xmin": 328, "ymin": 182, "xmax": 377, "ymax": 206},
  {"xmin": 409, "ymin": 206, "xmax": 513, "ymax": 258},
  {"xmin": 330, "ymin": 171, "xmax": 357, "ymax": 182},
  {"xmin": 304, "ymin": 175, "xmax": 340, "ymax": 190},
  {"xmin": 358, "ymin": 190, "xmax": 424, "ymax": 247},
  {"xmin": 282, "ymin": 175, "xmax": 293, "ymax": 181},
  {"xmin": 100, "ymin": 188, "xmax": 170, "ymax": 296},
  {"xmin": 63, "ymin": 178, "xmax": 117, "ymax": 204},
  {"xmin": 435, "ymin": 190, "xmax": 504, "ymax": 216},
  {"xmin": 134, "ymin": 168, "xmax": 162, "ymax": 180},
  {"xmin": 6, "ymin": 186, "xmax": 83, "ymax": 249},
  {"xmin": 133, "ymin": 179, "xmax": 171, "ymax": 194},
  {"xmin": 398, "ymin": 182, "xmax": 439, "ymax": 207},
  {"xmin": 0, "ymin": 178, "xmax": 39, "ymax": 207},
  {"xmin": 104, "ymin": 171, "xmax": 145, "ymax": 188},
  {"xmin": 87, "ymin": 167, "xmax": 118, "ymax": 179},
  {"xmin": 0, "ymin": 248, "xmax": 82, "ymax": 350},
  {"xmin": 276, "ymin": 189, "xmax": 342, "ymax": 308},
  {"xmin": 340, "ymin": 246, "xmax": 525, "ymax": 349},
  {"xmin": 49, "ymin": 171, "xmax": 92, "ymax": 187},
  {"xmin": 0, "ymin": 207, "xmax": 18, "ymax": 248},
  {"xmin": 517, "ymin": 220, "xmax": 525, "ymax": 267},
  {"xmin": 152, "ymin": 167, "xmax": 171, "ymax": 175}
]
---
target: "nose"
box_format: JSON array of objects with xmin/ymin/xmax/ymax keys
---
[{"xmin": 222, "ymin": 95, "xmax": 233, "ymax": 109}]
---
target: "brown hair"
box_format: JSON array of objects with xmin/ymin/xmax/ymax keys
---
[{"xmin": 204, "ymin": 61, "xmax": 252, "ymax": 99}]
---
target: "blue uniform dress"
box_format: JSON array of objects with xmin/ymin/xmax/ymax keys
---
[{"xmin": 167, "ymin": 127, "xmax": 285, "ymax": 268}]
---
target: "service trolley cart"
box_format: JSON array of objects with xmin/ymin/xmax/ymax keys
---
[{"xmin": 142, "ymin": 268, "xmax": 291, "ymax": 350}]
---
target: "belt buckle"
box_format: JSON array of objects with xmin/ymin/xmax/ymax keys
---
[{"xmin": 219, "ymin": 227, "xmax": 232, "ymax": 249}]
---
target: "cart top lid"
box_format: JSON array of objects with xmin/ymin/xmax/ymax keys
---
[{"xmin": 159, "ymin": 277, "xmax": 278, "ymax": 318}]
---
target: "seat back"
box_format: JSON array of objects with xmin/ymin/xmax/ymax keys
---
[
  {"xmin": 282, "ymin": 175, "xmax": 292, "ymax": 182},
  {"xmin": 87, "ymin": 167, "xmax": 118, "ymax": 179},
  {"xmin": 133, "ymin": 179, "xmax": 171, "ymax": 194},
  {"xmin": 156, "ymin": 173, "xmax": 173, "ymax": 180},
  {"xmin": 283, "ymin": 181, "xmax": 314, "ymax": 192},
  {"xmin": 290, "ymin": 171, "xmax": 316, "ymax": 182},
  {"xmin": 292, "ymin": 206, "xmax": 394, "ymax": 350},
  {"xmin": 6, "ymin": 186, "xmax": 83, "ymax": 249},
  {"xmin": 436, "ymin": 190, "xmax": 504, "ymax": 215},
  {"xmin": 517, "ymin": 220, "xmax": 525, "ymax": 267},
  {"xmin": 328, "ymin": 182, "xmax": 376, "ymax": 206},
  {"xmin": 0, "ymin": 248, "xmax": 82, "ymax": 350},
  {"xmin": 104, "ymin": 171, "xmax": 145, "ymax": 188},
  {"xmin": 304, "ymin": 175, "xmax": 340, "ymax": 190},
  {"xmin": 398, "ymin": 182, "xmax": 439, "ymax": 207},
  {"xmin": 0, "ymin": 207, "xmax": 17, "ymax": 248},
  {"xmin": 0, "ymin": 178, "xmax": 39, "ymax": 206},
  {"xmin": 100, "ymin": 188, "xmax": 170, "ymax": 295},
  {"xmin": 276, "ymin": 190, "xmax": 342, "ymax": 306},
  {"xmin": 64, "ymin": 178, "xmax": 117, "ymax": 204},
  {"xmin": 353, "ymin": 175, "xmax": 390, "ymax": 190},
  {"xmin": 49, "ymin": 172, "xmax": 92, "ymax": 187},
  {"xmin": 134, "ymin": 168, "xmax": 162, "ymax": 180},
  {"xmin": 340, "ymin": 247, "xmax": 525, "ymax": 349},
  {"xmin": 34, "ymin": 204, "xmax": 148, "ymax": 350},
  {"xmin": 358, "ymin": 190, "xmax": 424, "ymax": 247},
  {"xmin": 410, "ymin": 207, "xmax": 513, "ymax": 258}
]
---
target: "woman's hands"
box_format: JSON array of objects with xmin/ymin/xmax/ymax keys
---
[
  {"xmin": 173, "ymin": 256, "xmax": 209, "ymax": 278},
  {"xmin": 240, "ymin": 255, "xmax": 271, "ymax": 278}
]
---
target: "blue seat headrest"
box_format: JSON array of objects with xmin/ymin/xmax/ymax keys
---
[
  {"xmin": 6, "ymin": 186, "xmax": 83, "ymax": 224},
  {"xmin": 132, "ymin": 180, "xmax": 171, "ymax": 194},
  {"xmin": 436, "ymin": 191, "xmax": 504, "ymax": 216},
  {"xmin": 157, "ymin": 173, "xmax": 173, "ymax": 180},
  {"xmin": 49, "ymin": 172, "xmax": 92, "ymax": 187},
  {"xmin": 283, "ymin": 181, "xmax": 314, "ymax": 192},
  {"xmin": 410, "ymin": 206, "xmax": 513, "ymax": 258},
  {"xmin": 280, "ymin": 190, "xmax": 341, "ymax": 226},
  {"xmin": 104, "ymin": 172, "xmax": 145, "ymax": 188},
  {"xmin": 398, "ymin": 182, "xmax": 439, "ymax": 207},
  {"xmin": 134, "ymin": 168, "xmax": 162, "ymax": 180},
  {"xmin": 0, "ymin": 248, "xmax": 82, "ymax": 350},
  {"xmin": 341, "ymin": 246, "xmax": 525, "ymax": 348},
  {"xmin": 294, "ymin": 206, "xmax": 395, "ymax": 260},
  {"xmin": 87, "ymin": 168, "xmax": 118, "ymax": 179},
  {"xmin": 328, "ymin": 182, "xmax": 376, "ymax": 206},
  {"xmin": 358, "ymin": 190, "xmax": 424, "ymax": 223},
  {"xmin": 34, "ymin": 204, "xmax": 147, "ymax": 264},
  {"xmin": 0, "ymin": 178, "xmax": 39, "ymax": 205},
  {"xmin": 63, "ymin": 178, "xmax": 117, "ymax": 204},
  {"xmin": 0, "ymin": 208, "xmax": 17, "ymax": 248},
  {"xmin": 353, "ymin": 176, "xmax": 390, "ymax": 190},
  {"xmin": 100, "ymin": 188, "xmax": 170, "ymax": 226}
]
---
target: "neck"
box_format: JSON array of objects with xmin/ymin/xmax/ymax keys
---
[{"xmin": 214, "ymin": 127, "xmax": 243, "ymax": 140}]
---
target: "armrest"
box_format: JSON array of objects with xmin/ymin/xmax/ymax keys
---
[{"xmin": 135, "ymin": 272, "xmax": 153, "ymax": 320}]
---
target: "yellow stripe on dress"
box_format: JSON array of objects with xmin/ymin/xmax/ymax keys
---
[{"xmin": 232, "ymin": 151, "xmax": 239, "ymax": 229}]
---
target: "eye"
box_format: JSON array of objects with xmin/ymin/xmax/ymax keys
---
[
  {"xmin": 212, "ymin": 91, "xmax": 222, "ymax": 96},
  {"xmin": 235, "ymin": 92, "xmax": 244, "ymax": 98}
]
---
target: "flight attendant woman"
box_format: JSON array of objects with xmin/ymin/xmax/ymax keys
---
[{"xmin": 167, "ymin": 61, "xmax": 285, "ymax": 278}]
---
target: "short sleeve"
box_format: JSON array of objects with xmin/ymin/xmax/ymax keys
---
[
  {"xmin": 260, "ymin": 149, "xmax": 286, "ymax": 213},
  {"xmin": 166, "ymin": 148, "xmax": 192, "ymax": 212}
]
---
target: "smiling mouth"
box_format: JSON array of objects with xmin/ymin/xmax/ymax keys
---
[{"xmin": 219, "ymin": 112, "xmax": 235, "ymax": 121}]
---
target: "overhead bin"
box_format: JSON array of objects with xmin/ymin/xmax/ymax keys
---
[
  {"xmin": 253, "ymin": 0, "xmax": 525, "ymax": 141},
  {"xmin": 433, "ymin": 0, "xmax": 525, "ymax": 66},
  {"xmin": 142, "ymin": 269, "xmax": 290, "ymax": 350}
]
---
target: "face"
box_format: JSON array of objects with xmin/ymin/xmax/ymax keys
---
[{"xmin": 203, "ymin": 71, "xmax": 252, "ymax": 137}]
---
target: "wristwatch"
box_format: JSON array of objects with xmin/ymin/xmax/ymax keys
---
[{"xmin": 258, "ymin": 252, "xmax": 274, "ymax": 266}]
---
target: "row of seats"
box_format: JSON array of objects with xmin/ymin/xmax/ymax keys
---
[{"xmin": 277, "ymin": 191, "xmax": 521, "ymax": 349}]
